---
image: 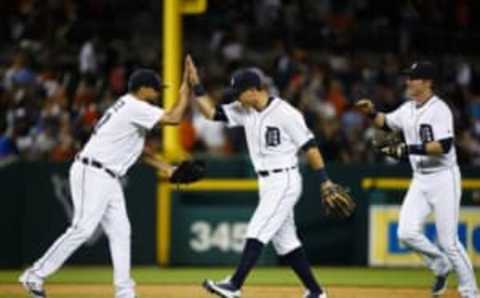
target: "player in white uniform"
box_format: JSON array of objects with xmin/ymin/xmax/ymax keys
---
[
  {"xmin": 356, "ymin": 61, "xmax": 479, "ymax": 298},
  {"xmin": 186, "ymin": 58, "xmax": 332, "ymax": 298},
  {"xmin": 19, "ymin": 58, "xmax": 192, "ymax": 298}
]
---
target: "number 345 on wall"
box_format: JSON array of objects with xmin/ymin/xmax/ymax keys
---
[{"xmin": 190, "ymin": 221, "xmax": 248, "ymax": 253}]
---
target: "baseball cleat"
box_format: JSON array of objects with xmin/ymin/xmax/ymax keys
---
[
  {"xmin": 432, "ymin": 273, "xmax": 448, "ymax": 296},
  {"xmin": 202, "ymin": 276, "xmax": 241, "ymax": 298},
  {"xmin": 19, "ymin": 270, "xmax": 46, "ymax": 298},
  {"xmin": 304, "ymin": 290, "xmax": 327, "ymax": 298}
]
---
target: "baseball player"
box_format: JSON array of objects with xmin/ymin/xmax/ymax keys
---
[
  {"xmin": 186, "ymin": 58, "xmax": 353, "ymax": 298},
  {"xmin": 356, "ymin": 61, "xmax": 479, "ymax": 298},
  {"xmin": 19, "ymin": 57, "xmax": 193, "ymax": 298}
]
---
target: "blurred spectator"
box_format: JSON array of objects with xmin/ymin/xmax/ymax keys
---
[
  {"xmin": 3, "ymin": 51, "xmax": 35, "ymax": 90},
  {"xmin": 50, "ymin": 114, "xmax": 76, "ymax": 162},
  {"xmin": 1, "ymin": 0, "xmax": 480, "ymax": 165},
  {"xmin": 0, "ymin": 113, "xmax": 17, "ymax": 159},
  {"xmin": 79, "ymin": 36, "xmax": 98, "ymax": 75}
]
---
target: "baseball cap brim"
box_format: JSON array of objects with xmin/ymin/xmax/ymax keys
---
[
  {"xmin": 400, "ymin": 69, "xmax": 414, "ymax": 76},
  {"xmin": 400, "ymin": 70, "xmax": 434, "ymax": 80}
]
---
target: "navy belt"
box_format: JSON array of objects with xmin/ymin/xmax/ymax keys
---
[
  {"xmin": 257, "ymin": 166, "xmax": 297, "ymax": 177},
  {"xmin": 76, "ymin": 155, "xmax": 119, "ymax": 179}
]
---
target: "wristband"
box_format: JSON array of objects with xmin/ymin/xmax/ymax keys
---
[
  {"xmin": 407, "ymin": 144, "xmax": 427, "ymax": 155},
  {"xmin": 316, "ymin": 168, "xmax": 329, "ymax": 184},
  {"xmin": 193, "ymin": 83, "xmax": 206, "ymax": 97}
]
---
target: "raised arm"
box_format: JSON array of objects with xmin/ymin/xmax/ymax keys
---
[
  {"xmin": 185, "ymin": 55, "xmax": 216, "ymax": 120},
  {"xmin": 354, "ymin": 98, "xmax": 387, "ymax": 129},
  {"xmin": 159, "ymin": 55, "xmax": 192, "ymax": 125}
]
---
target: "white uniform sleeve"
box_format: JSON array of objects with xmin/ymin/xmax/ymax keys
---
[
  {"xmin": 385, "ymin": 102, "xmax": 408, "ymax": 131},
  {"xmin": 222, "ymin": 101, "xmax": 246, "ymax": 127},
  {"xmin": 282, "ymin": 108, "xmax": 314, "ymax": 148},
  {"xmin": 432, "ymin": 103, "xmax": 454, "ymax": 140},
  {"xmin": 130, "ymin": 100, "xmax": 165, "ymax": 130}
]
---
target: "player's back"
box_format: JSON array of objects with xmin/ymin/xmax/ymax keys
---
[{"xmin": 81, "ymin": 94, "xmax": 163, "ymax": 176}]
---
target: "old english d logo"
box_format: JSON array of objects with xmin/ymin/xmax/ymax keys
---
[
  {"xmin": 419, "ymin": 124, "xmax": 434, "ymax": 142},
  {"xmin": 265, "ymin": 126, "xmax": 281, "ymax": 147}
]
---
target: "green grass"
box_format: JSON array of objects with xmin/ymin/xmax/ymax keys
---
[{"xmin": 1, "ymin": 266, "xmax": 476, "ymax": 287}]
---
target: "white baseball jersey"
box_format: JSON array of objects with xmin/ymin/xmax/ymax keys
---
[
  {"xmin": 386, "ymin": 95, "xmax": 479, "ymax": 297},
  {"xmin": 215, "ymin": 96, "xmax": 313, "ymax": 254},
  {"xmin": 385, "ymin": 95, "xmax": 457, "ymax": 173},
  {"xmin": 24, "ymin": 93, "xmax": 165, "ymax": 298},
  {"xmin": 81, "ymin": 94, "xmax": 164, "ymax": 176},
  {"xmin": 222, "ymin": 97, "xmax": 314, "ymax": 171}
]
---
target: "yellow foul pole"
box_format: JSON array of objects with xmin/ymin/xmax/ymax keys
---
[
  {"xmin": 158, "ymin": 0, "xmax": 207, "ymax": 266},
  {"xmin": 163, "ymin": 0, "xmax": 183, "ymax": 160}
]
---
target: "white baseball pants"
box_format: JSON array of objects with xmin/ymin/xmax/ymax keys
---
[
  {"xmin": 246, "ymin": 168, "xmax": 302, "ymax": 256},
  {"xmin": 397, "ymin": 166, "xmax": 478, "ymax": 298},
  {"xmin": 28, "ymin": 161, "xmax": 135, "ymax": 298}
]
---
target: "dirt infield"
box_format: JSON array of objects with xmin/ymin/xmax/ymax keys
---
[{"xmin": 1, "ymin": 283, "xmax": 459, "ymax": 298}]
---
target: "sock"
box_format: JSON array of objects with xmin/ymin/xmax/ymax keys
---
[
  {"xmin": 230, "ymin": 238, "xmax": 264, "ymax": 289},
  {"xmin": 281, "ymin": 247, "xmax": 322, "ymax": 294}
]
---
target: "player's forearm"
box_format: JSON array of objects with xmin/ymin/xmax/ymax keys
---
[
  {"xmin": 161, "ymin": 90, "xmax": 189, "ymax": 125},
  {"xmin": 305, "ymin": 147, "xmax": 326, "ymax": 170},
  {"xmin": 408, "ymin": 140, "xmax": 449, "ymax": 156},
  {"xmin": 304, "ymin": 147, "xmax": 332, "ymax": 186},
  {"xmin": 372, "ymin": 113, "xmax": 386, "ymax": 129},
  {"xmin": 195, "ymin": 95, "xmax": 216, "ymax": 120},
  {"xmin": 143, "ymin": 156, "xmax": 174, "ymax": 178}
]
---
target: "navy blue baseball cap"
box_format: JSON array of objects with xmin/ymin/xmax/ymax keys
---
[
  {"xmin": 402, "ymin": 61, "xmax": 436, "ymax": 80},
  {"xmin": 226, "ymin": 69, "xmax": 262, "ymax": 97},
  {"xmin": 128, "ymin": 69, "xmax": 166, "ymax": 92}
]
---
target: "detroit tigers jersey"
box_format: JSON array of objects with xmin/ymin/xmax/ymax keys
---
[
  {"xmin": 385, "ymin": 95, "xmax": 457, "ymax": 173},
  {"xmin": 81, "ymin": 94, "xmax": 164, "ymax": 176},
  {"xmin": 221, "ymin": 97, "xmax": 313, "ymax": 171}
]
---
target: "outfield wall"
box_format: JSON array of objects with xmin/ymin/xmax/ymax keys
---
[
  {"xmin": 0, "ymin": 161, "xmax": 157, "ymax": 267},
  {"xmin": 1, "ymin": 159, "xmax": 479, "ymax": 268}
]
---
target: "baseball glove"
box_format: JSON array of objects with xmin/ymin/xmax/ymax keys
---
[
  {"xmin": 170, "ymin": 159, "xmax": 206, "ymax": 184},
  {"xmin": 321, "ymin": 183, "xmax": 356, "ymax": 218},
  {"xmin": 372, "ymin": 131, "xmax": 407, "ymax": 160},
  {"xmin": 379, "ymin": 142, "xmax": 408, "ymax": 159}
]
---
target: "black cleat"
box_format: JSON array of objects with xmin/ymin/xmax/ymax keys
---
[
  {"xmin": 432, "ymin": 274, "xmax": 448, "ymax": 296},
  {"xmin": 202, "ymin": 277, "xmax": 241, "ymax": 298}
]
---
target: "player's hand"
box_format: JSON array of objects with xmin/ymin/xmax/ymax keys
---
[
  {"xmin": 186, "ymin": 55, "xmax": 200, "ymax": 86},
  {"xmin": 320, "ymin": 179, "xmax": 334, "ymax": 191},
  {"xmin": 142, "ymin": 153, "xmax": 177, "ymax": 179},
  {"xmin": 179, "ymin": 55, "xmax": 191, "ymax": 96},
  {"xmin": 354, "ymin": 98, "xmax": 375, "ymax": 116}
]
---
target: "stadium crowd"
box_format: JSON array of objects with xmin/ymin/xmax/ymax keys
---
[{"xmin": 1, "ymin": 0, "xmax": 480, "ymax": 165}]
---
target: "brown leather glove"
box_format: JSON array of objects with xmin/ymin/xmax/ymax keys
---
[
  {"xmin": 170, "ymin": 160, "xmax": 206, "ymax": 183},
  {"xmin": 321, "ymin": 182, "xmax": 356, "ymax": 218}
]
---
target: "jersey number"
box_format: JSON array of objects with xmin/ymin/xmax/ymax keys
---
[
  {"xmin": 94, "ymin": 100, "xmax": 125, "ymax": 134},
  {"xmin": 419, "ymin": 124, "xmax": 434, "ymax": 142},
  {"xmin": 265, "ymin": 126, "xmax": 281, "ymax": 147}
]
